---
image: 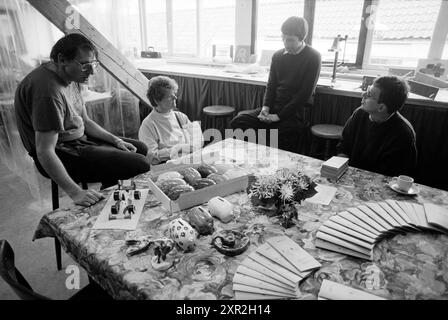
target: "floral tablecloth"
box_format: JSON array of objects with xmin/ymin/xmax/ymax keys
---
[{"xmin": 33, "ymin": 139, "xmax": 448, "ymax": 300}]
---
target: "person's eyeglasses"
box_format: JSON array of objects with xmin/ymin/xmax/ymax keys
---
[
  {"xmin": 73, "ymin": 58, "xmax": 99, "ymax": 72},
  {"xmin": 363, "ymin": 86, "xmax": 377, "ymax": 100}
]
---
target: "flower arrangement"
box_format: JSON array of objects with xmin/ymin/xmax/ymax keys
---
[{"xmin": 248, "ymin": 168, "xmax": 317, "ymax": 228}]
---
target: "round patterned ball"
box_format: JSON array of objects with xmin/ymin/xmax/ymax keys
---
[{"xmin": 167, "ymin": 218, "xmax": 197, "ymax": 252}]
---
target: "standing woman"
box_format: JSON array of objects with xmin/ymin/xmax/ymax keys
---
[{"xmin": 139, "ymin": 76, "xmax": 197, "ymax": 165}]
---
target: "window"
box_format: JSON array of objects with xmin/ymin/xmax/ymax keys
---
[
  {"xmin": 142, "ymin": 0, "xmax": 235, "ymax": 58},
  {"xmin": 256, "ymin": 0, "xmax": 304, "ymax": 55},
  {"xmin": 68, "ymin": 0, "xmax": 447, "ymax": 70},
  {"xmin": 200, "ymin": 0, "xmax": 235, "ymax": 58},
  {"xmin": 365, "ymin": 0, "xmax": 444, "ymax": 68},
  {"xmin": 312, "ymin": 0, "xmax": 364, "ymax": 64},
  {"xmin": 72, "ymin": 0, "xmax": 141, "ymax": 58},
  {"xmin": 144, "ymin": 0, "xmax": 168, "ymax": 53},
  {"xmin": 172, "ymin": 0, "xmax": 197, "ymax": 56}
]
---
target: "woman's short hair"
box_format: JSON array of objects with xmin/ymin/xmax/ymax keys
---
[
  {"xmin": 50, "ymin": 34, "xmax": 98, "ymax": 62},
  {"xmin": 146, "ymin": 76, "xmax": 179, "ymax": 106},
  {"xmin": 374, "ymin": 76, "xmax": 410, "ymax": 113},
  {"xmin": 281, "ymin": 16, "xmax": 309, "ymax": 41}
]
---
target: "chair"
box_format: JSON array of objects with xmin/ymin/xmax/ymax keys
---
[
  {"xmin": 0, "ymin": 240, "xmax": 113, "ymax": 300},
  {"xmin": 202, "ymin": 105, "xmax": 236, "ymax": 141},
  {"xmin": 310, "ymin": 124, "xmax": 344, "ymax": 160},
  {"xmin": 34, "ymin": 161, "xmax": 88, "ymax": 271}
]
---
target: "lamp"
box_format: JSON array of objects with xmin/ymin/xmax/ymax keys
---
[{"xmin": 329, "ymin": 34, "xmax": 348, "ymax": 83}]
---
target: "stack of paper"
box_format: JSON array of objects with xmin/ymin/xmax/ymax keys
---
[
  {"xmin": 318, "ymin": 279, "xmax": 386, "ymax": 300},
  {"xmin": 315, "ymin": 200, "xmax": 448, "ymax": 261},
  {"xmin": 321, "ymin": 156, "xmax": 349, "ymax": 180},
  {"xmin": 233, "ymin": 236, "xmax": 321, "ymax": 300}
]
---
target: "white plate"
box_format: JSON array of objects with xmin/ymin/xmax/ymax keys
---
[{"xmin": 388, "ymin": 180, "xmax": 419, "ymax": 196}]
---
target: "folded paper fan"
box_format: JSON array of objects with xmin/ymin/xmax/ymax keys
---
[
  {"xmin": 315, "ymin": 200, "xmax": 448, "ymax": 261},
  {"xmin": 233, "ymin": 236, "xmax": 321, "ymax": 300}
]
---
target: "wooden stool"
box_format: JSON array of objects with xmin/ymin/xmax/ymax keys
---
[
  {"xmin": 310, "ymin": 124, "xmax": 344, "ymax": 160},
  {"xmin": 202, "ymin": 105, "xmax": 235, "ymax": 140}
]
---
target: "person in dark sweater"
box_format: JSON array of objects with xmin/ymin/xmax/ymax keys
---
[
  {"xmin": 230, "ymin": 16, "xmax": 321, "ymax": 152},
  {"xmin": 337, "ymin": 76, "xmax": 417, "ymax": 177}
]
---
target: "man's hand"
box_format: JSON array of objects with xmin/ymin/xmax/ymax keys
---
[
  {"xmin": 115, "ymin": 139, "xmax": 137, "ymax": 152},
  {"xmin": 260, "ymin": 106, "xmax": 270, "ymax": 117},
  {"xmin": 266, "ymin": 114, "xmax": 280, "ymax": 122},
  {"xmin": 71, "ymin": 188, "xmax": 105, "ymax": 207},
  {"xmin": 259, "ymin": 113, "xmax": 280, "ymax": 123},
  {"xmin": 258, "ymin": 106, "xmax": 271, "ymax": 123}
]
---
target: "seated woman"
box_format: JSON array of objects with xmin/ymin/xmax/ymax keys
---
[{"xmin": 139, "ymin": 76, "xmax": 199, "ymax": 165}]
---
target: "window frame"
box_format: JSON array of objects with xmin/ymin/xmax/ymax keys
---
[
  {"xmin": 138, "ymin": 0, "xmax": 448, "ymax": 70},
  {"xmin": 253, "ymin": 0, "xmax": 448, "ymax": 70},
  {"xmin": 140, "ymin": 0, "xmax": 238, "ymax": 59},
  {"xmin": 361, "ymin": 0, "xmax": 448, "ymax": 71}
]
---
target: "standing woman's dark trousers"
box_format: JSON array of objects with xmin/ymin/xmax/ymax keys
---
[
  {"xmin": 34, "ymin": 135, "xmax": 150, "ymax": 188},
  {"xmin": 230, "ymin": 108, "xmax": 305, "ymax": 153}
]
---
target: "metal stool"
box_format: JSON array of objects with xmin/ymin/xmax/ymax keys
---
[
  {"xmin": 310, "ymin": 124, "xmax": 343, "ymax": 160},
  {"xmin": 202, "ymin": 105, "xmax": 235, "ymax": 140}
]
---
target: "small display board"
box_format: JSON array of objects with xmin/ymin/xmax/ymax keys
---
[{"xmin": 93, "ymin": 181, "xmax": 149, "ymax": 230}]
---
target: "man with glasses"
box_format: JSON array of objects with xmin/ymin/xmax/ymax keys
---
[
  {"xmin": 15, "ymin": 34, "xmax": 150, "ymax": 207},
  {"xmin": 230, "ymin": 16, "xmax": 321, "ymax": 153},
  {"xmin": 337, "ymin": 76, "xmax": 417, "ymax": 177}
]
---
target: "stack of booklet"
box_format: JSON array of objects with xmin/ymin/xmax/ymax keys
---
[
  {"xmin": 232, "ymin": 236, "xmax": 321, "ymax": 300},
  {"xmin": 321, "ymin": 156, "xmax": 349, "ymax": 180},
  {"xmin": 315, "ymin": 200, "xmax": 448, "ymax": 261},
  {"xmin": 318, "ymin": 279, "xmax": 385, "ymax": 300}
]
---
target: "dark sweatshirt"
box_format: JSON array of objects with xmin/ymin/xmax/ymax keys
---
[
  {"xmin": 337, "ymin": 107, "xmax": 417, "ymax": 177},
  {"xmin": 263, "ymin": 45, "xmax": 321, "ymax": 121}
]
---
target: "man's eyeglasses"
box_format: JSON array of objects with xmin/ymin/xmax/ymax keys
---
[
  {"xmin": 363, "ymin": 86, "xmax": 377, "ymax": 100},
  {"xmin": 73, "ymin": 58, "xmax": 99, "ymax": 72}
]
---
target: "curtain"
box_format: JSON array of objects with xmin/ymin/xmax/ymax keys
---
[
  {"xmin": 0, "ymin": 0, "xmax": 63, "ymax": 200},
  {"xmin": 0, "ymin": 0, "xmax": 142, "ymax": 201}
]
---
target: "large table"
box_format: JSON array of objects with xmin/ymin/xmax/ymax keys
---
[{"xmin": 33, "ymin": 139, "xmax": 448, "ymax": 300}]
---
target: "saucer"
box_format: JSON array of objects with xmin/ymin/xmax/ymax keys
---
[{"xmin": 388, "ymin": 181, "xmax": 419, "ymax": 196}]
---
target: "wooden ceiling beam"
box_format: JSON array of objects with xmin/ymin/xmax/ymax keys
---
[{"xmin": 27, "ymin": 0, "xmax": 151, "ymax": 107}]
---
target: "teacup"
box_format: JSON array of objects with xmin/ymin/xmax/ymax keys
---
[{"xmin": 396, "ymin": 175, "xmax": 414, "ymax": 192}]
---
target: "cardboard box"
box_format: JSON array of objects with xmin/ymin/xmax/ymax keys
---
[{"xmin": 148, "ymin": 162, "xmax": 249, "ymax": 212}]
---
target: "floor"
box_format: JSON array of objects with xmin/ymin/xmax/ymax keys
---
[{"xmin": 0, "ymin": 161, "xmax": 91, "ymax": 300}]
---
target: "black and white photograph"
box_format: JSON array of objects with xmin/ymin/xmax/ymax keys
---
[{"xmin": 0, "ymin": 0, "xmax": 447, "ymax": 306}]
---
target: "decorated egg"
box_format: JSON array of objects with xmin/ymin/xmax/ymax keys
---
[
  {"xmin": 179, "ymin": 167, "xmax": 202, "ymax": 185},
  {"xmin": 168, "ymin": 218, "xmax": 197, "ymax": 252},
  {"xmin": 207, "ymin": 173, "xmax": 228, "ymax": 184},
  {"xmin": 157, "ymin": 171, "xmax": 183, "ymax": 183},
  {"xmin": 188, "ymin": 206, "xmax": 215, "ymax": 235}
]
